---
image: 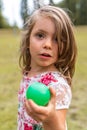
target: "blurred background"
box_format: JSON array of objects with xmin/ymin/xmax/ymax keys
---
[
  {"xmin": 0, "ymin": 0, "xmax": 87, "ymax": 130},
  {"xmin": 1, "ymin": 0, "xmax": 87, "ymax": 28}
]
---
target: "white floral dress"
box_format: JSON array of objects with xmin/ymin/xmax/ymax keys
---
[{"xmin": 17, "ymin": 71, "xmax": 72, "ymax": 130}]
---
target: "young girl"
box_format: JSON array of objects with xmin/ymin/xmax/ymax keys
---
[{"xmin": 18, "ymin": 5, "xmax": 77, "ymax": 130}]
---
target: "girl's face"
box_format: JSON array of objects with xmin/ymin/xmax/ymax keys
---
[{"xmin": 29, "ymin": 16, "xmax": 58, "ymax": 71}]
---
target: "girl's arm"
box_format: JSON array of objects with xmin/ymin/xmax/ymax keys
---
[
  {"xmin": 43, "ymin": 109, "xmax": 67, "ymax": 130},
  {"xmin": 25, "ymin": 87, "xmax": 67, "ymax": 130}
]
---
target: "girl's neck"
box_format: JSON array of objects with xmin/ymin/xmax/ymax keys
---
[{"xmin": 27, "ymin": 66, "xmax": 58, "ymax": 78}]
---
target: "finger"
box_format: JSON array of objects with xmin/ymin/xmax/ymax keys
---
[
  {"xmin": 25, "ymin": 100, "xmax": 32, "ymax": 115},
  {"xmin": 28, "ymin": 99, "xmax": 48, "ymax": 114},
  {"xmin": 25, "ymin": 100, "xmax": 40, "ymax": 120},
  {"xmin": 25, "ymin": 100, "xmax": 47, "ymax": 122}
]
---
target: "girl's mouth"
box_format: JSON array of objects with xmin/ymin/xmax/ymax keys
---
[
  {"xmin": 39, "ymin": 53, "xmax": 52, "ymax": 59},
  {"xmin": 41, "ymin": 53, "xmax": 51, "ymax": 57}
]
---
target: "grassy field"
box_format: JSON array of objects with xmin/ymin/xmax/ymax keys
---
[{"xmin": 0, "ymin": 27, "xmax": 87, "ymax": 130}]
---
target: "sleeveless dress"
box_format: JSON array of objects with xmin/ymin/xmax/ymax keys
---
[{"xmin": 17, "ymin": 71, "xmax": 72, "ymax": 130}]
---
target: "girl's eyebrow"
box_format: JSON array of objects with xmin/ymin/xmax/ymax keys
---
[
  {"xmin": 36, "ymin": 29, "xmax": 55, "ymax": 36},
  {"xmin": 36, "ymin": 29, "xmax": 48, "ymax": 34}
]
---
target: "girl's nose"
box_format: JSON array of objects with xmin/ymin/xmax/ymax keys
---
[{"xmin": 43, "ymin": 39, "xmax": 52, "ymax": 49}]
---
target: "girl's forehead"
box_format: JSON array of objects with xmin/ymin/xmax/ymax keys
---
[{"xmin": 32, "ymin": 16, "xmax": 56, "ymax": 33}]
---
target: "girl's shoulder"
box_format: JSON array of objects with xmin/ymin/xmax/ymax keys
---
[
  {"xmin": 48, "ymin": 72, "xmax": 72, "ymax": 109},
  {"xmin": 42, "ymin": 71, "xmax": 69, "ymax": 86}
]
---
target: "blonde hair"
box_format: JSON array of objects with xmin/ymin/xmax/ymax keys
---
[{"xmin": 19, "ymin": 5, "xmax": 77, "ymax": 85}]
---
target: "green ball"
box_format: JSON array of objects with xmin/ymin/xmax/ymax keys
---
[{"xmin": 26, "ymin": 82, "xmax": 51, "ymax": 106}]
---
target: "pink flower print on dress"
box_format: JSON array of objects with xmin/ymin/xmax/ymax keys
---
[
  {"xmin": 39, "ymin": 72, "xmax": 57, "ymax": 86},
  {"xmin": 25, "ymin": 83, "xmax": 29, "ymax": 89},
  {"xmin": 19, "ymin": 85, "xmax": 24, "ymax": 95},
  {"xmin": 24, "ymin": 123, "xmax": 33, "ymax": 130}
]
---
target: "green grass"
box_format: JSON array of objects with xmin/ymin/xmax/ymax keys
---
[{"xmin": 0, "ymin": 27, "xmax": 87, "ymax": 130}]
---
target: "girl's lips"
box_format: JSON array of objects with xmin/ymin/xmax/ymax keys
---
[
  {"xmin": 40, "ymin": 53, "xmax": 52, "ymax": 57},
  {"xmin": 39, "ymin": 53, "xmax": 52, "ymax": 59},
  {"xmin": 41, "ymin": 53, "xmax": 51, "ymax": 57}
]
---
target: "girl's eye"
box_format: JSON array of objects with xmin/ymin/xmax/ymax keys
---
[{"xmin": 36, "ymin": 33, "xmax": 45, "ymax": 39}]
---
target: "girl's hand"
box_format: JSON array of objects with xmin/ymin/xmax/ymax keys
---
[{"xmin": 25, "ymin": 86, "xmax": 56, "ymax": 123}]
